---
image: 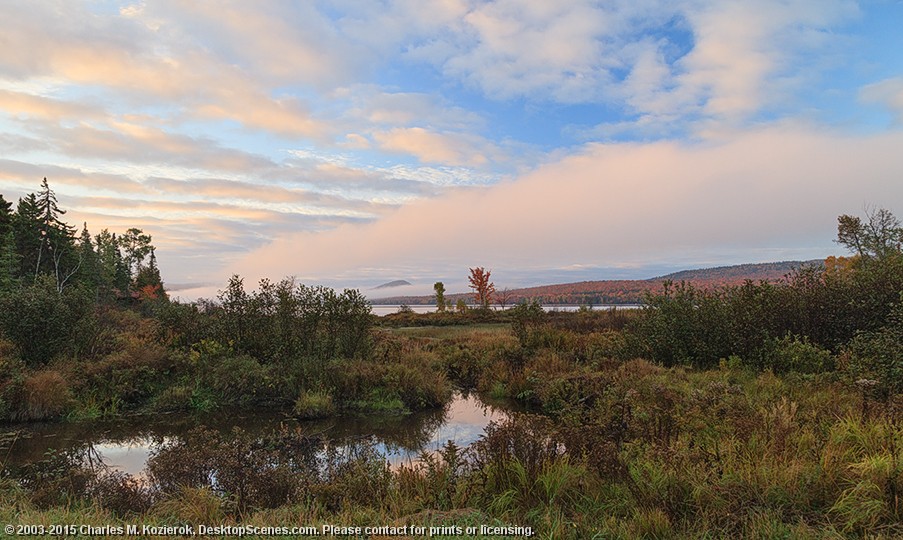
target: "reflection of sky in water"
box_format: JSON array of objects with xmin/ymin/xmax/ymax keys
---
[
  {"xmin": 381, "ymin": 394, "xmax": 508, "ymax": 466},
  {"xmin": 11, "ymin": 394, "xmax": 511, "ymax": 475},
  {"xmin": 92, "ymin": 437, "xmax": 175, "ymax": 476}
]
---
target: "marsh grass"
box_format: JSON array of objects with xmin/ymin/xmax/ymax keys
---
[{"xmin": 5, "ymin": 303, "xmax": 903, "ymax": 538}]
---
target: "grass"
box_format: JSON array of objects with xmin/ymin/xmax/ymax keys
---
[
  {"xmin": 293, "ymin": 389, "xmax": 335, "ymax": 419},
  {"xmin": 386, "ymin": 323, "xmax": 512, "ymax": 340},
  {"xmin": 4, "ymin": 304, "xmax": 903, "ymax": 539}
]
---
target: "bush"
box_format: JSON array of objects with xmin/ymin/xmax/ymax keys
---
[
  {"xmin": 207, "ymin": 354, "xmax": 272, "ymax": 405},
  {"xmin": 763, "ymin": 334, "xmax": 835, "ymax": 374},
  {"xmin": 81, "ymin": 338, "xmax": 172, "ymax": 410},
  {"xmin": 151, "ymin": 385, "xmax": 194, "ymax": 412},
  {"xmin": 847, "ymin": 301, "xmax": 903, "ymax": 398},
  {"xmin": 510, "ymin": 300, "xmax": 546, "ymax": 350},
  {"xmin": 294, "ymin": 389, "xmax": 335, "ymax": 419},
  {"xmin": 0, "ymin": 277, "xmax": 90, "ymax": 366},
  {"xmin": 17, "ymin": 370, "xmax": 72, "ymax": 420}
]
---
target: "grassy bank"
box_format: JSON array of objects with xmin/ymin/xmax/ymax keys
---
[{"xmin": 3, "ymin": 311, "xmax": 902, "ymax": 538}]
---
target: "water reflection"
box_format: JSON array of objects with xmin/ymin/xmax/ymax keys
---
[
  {"xmin": 1, "ymin": 393, "xmax": 513, "ymax": 476},
  {"xmin": 370, "ymin": 304, "xmax": 641, "ymax": 315}
]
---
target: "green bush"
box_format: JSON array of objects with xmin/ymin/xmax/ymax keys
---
[
  {"xmin": 293, "ymin": 389, "xmax": 335, "ymax": 419},
  {"xmin": 509, "ymin": 300, "xmax": 546, "ymax": 350},
  {"xmin": 763, "ymin": 334, "xmax": 835, "ymax": 374},
  {"xmin": 0, "ymin": 277, "xmax": 90, "ymax": 366},
  {"xmin": 207, "ymin": 354, "xmax": 272, "ymax": 405},
  {"xmin": 847, "ymin": 301, "xmax": 903, "ymax": 398}
]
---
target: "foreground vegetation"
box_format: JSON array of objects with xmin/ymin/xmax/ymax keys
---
[{"xmin": 1, "ymin": 205, "xmax": 902, "ymax": 538}]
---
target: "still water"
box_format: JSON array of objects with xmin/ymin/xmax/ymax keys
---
[
  {"xmin": 0, "ymin": 394, "xmax": 512, "ymax": 476},
  {"xmin": 370, "ymin": 304, "xmax": 641, "ymax": 316}
]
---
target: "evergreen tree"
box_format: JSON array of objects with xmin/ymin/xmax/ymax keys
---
[
  {"xmin": 0, "ymin": 195, "xmax": 15, "ymax": 290},
  {"xmin": 113, "ymin": 240, "xmax": 131, "ymax": 295},
  {"xmin": 0, "ymin": 231, "xmax": 20, "ymax": 292},
  {"xmin": 36, "ymin": 177, "xmax": 66, "ymax": 229},
  {"xmin": 36, "ymin": 179, "xmax": 79, "ymax": 290},
  {"xmin": 76, "ymin": 223, "xmax": 100, "ymax": 292},
  {"xmin": 13, "ymin": 193, "xmax": 42, "ymax": 281},
  {"xmin": 0, "ymin": 194, "xmax": 12, "ymax": 237},
  {"xmin": 94, "ymin": 229, "xmax": 121, "ymax": 301},
  {"xmin": 134, "ymin": 247, "xmax": 165, "ymax": 300}
]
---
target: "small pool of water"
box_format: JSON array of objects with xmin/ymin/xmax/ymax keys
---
[{"xmin": 0, "ymin": 393, "xmax": 513, "ymax": 476}]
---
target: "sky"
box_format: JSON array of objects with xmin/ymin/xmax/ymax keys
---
[{"xmin": 1, "ymin": 0, "xmax": 902, "ymax": 300}]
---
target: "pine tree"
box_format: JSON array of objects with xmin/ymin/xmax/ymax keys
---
[
  {"xmin": 0, "ymin": 231, "xmax": 20, "ymax": 292},
  {"xmin": 13, "ymin": 193, "xmax": 42, "ymax": 281},
  {"xmin": 94, "ymin": 229, "xmax": 120, "ymax": 301},
  {"xmin": 134, "ymin": 247, "xmax": 165, "ymax": 300},
  {"xmin": 113, "ymin": 241, "xmax": 131, "ymax": 295},
  {"xmin": 76, "ymin": 223, "xmax": 100, "ymax": 291},
  {"xmin": 0, "ymin": 195, "xmax": 15, "ymax": 290},
  {"xmin": 0, "ymin": 194, "xmax": 12, "ymax": 237},
  {"xmin": 36, "ymin": 177, "xmax": 66, "ymax": 229}
]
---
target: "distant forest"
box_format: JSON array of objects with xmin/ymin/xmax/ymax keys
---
[{"xmin": 374, "ymin": 260, "xmax": 821, "ymax": 306}]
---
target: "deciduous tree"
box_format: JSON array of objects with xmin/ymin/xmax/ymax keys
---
[
  {"xmin": 433, "ymin": 281, "xmax": 446, "ymax": 312},
  {"xmin": 468, "ymin": 267, "xmax": 495, "ymax": 309},
  {"xmin": 837, "ymin": 207, "xmax": 903, "ymax": 260}
]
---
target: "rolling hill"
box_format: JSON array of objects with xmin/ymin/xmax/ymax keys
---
[{"xmin": 371, "ymin": 260, "xmax": 824, "ymax": 305}]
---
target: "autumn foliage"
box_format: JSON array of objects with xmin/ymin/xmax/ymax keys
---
[{"xmin": 468, "ymin": 267, "xmax": 495, "ymax": 308}]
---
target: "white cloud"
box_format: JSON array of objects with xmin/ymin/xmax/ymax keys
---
[
  {"xmin": 860, "ymin": 77, "xmax": 903, "ymax": 124},
  {"xmin": 373, "ymin": 127, "xmax": 500, "ymax": 167},
  {"xmin": 228, "ymin": 125, "xmax": 903, "ymax": 289}
]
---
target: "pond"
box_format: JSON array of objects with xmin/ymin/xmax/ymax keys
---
[
  {"xmin": 0, "ymin": 393, "xmax": 514, "ymax": 477},
  {"xmin": 370, "ymin": 304, "xmax": 641, "ymax": 315}
]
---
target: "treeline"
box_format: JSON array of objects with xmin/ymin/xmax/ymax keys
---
[
  {"xmin": 157, "ymin": 276, "xmax": 372, "ymax": 367},
  {"xmin": 0, "ymin": 178, "xmax": 163, "ymax": 299},
  {"xmin": 375, "ymin": 261, "xmax": 807, "ymax": 306},
  {"xmin": 629, "ymin": 208, "xmax": 903, "ymax": 397},
  {"xmin": 0, "ymin": 180, "xmax": 165, "ymax": 366}
]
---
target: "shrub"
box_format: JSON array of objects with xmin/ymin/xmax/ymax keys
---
[
  {"xmin": 81, "ymin": 339, "xmax": 171, "ymax": 410},
  {"xmin": 509, "ymin": 301, "xmax": 546, "ymax": 350},
  {"xmin": 763, "ymin": 334, "xmax": 835, "ymax": 374},
  {"xmin": 18, "ymin": 370, "xmax": 72, "ymax": 420},
  {"xmin": 14, "ymin": 448, "xmax": 93, "ymax": 508},
  {"xmin": 0, "ymin": 277, "xmax": 90, "ymax": 366},
  {"xmin": 207, "ymin": 354, "xmax": 272, "ymax": 405},
  {"xmin": 847, "ymin": 301, "xmax": 903, "ymax": 398},
  {"xmin": 88, "ymin": 471, "xmax": 154, "ymax": 516},
  {"xmin": 151, "ymin": 385, "xmax": 194, "ymax": 412},
  {"xmin": 294, "ymin": 389, "xmax": 335, "ymax": 419}
]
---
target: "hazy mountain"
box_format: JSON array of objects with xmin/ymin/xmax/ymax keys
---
[
  {"xmin": 374, "ymin": 280, "xmax": 413, "ymax": 289},
  {"xmin": 371, "ymin": 260, "xmax": 823, "ymax": 305}
]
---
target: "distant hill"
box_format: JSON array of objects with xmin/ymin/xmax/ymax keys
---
[
  {"xmin": 374, "ymin": 280, "xmax": 412, "ymax": 289},
  {"xmin": 371, "ymin": 260, "xmax": 823, "ymax": 305},
  {"xmin": 655, "ymin": 260, "xmax": 822, "ymax": 282}
]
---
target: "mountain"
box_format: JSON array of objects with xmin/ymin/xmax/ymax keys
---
[
  {"xmin": 370, "ymin": 260, "xmax": 824, "ymax": 305},
  {"xmin": 374, "ymin": 280, "xmax": 413, "ymax": 289},
  {"xmin": 655, "ymin": 261, "xmax": 822, "ymax": 282}
]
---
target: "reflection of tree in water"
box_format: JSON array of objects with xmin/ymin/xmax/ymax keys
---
[
  {"xmin": 305, "ymin": 403, "xmax": 449, "ymax": 455},
  {"xmin": 3, "ymin": 393, "xmax": 516, "ymax": 509}
]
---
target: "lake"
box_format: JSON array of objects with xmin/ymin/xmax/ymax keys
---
[
  {"xmin": 370, "ymin": 304, "xmax": 641, "ymax": 316},
  {"xmin": 0, "ymin": 393, "xmax": 514, "ymax": 477}
]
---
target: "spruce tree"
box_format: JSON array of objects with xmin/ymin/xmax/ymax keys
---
[
  {"xmin": 0, "ymin": 231, "xmax": 20, "ymax": 292},
  {"xmin": 13, "ymin": 193, "xmax": 42, "ymax": 281},
  {"xmin": 76, "ymin": 223, "xmax": 100, "ymax": 292}
]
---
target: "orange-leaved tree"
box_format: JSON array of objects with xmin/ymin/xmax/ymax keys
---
[{"xmin": 468, "ymin": 267, "xmax": 495, "ymax": 309}]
